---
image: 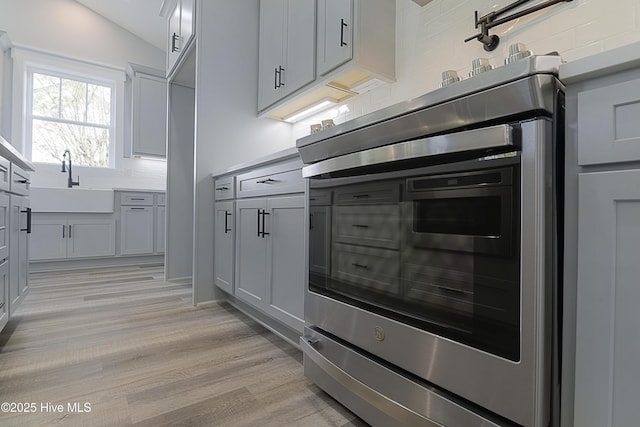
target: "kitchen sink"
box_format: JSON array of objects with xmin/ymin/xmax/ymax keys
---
[{"xmin": 30, "ymin": 187, "xmax": 114, "ymax": 213}]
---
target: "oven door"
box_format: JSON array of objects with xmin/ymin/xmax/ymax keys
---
[{"xmin": 302, "ymin": 120, "xmax": 555, "ymax": 427}]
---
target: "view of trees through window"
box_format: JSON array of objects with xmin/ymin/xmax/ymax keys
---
[{"xmin": 30, "ymin": 72, "xmax": 112, "ymax": 167}]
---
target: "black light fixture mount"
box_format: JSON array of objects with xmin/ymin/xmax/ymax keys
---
[{"xmin": 464, "ymin": 0, "xmax": 573, "ymax": 52}]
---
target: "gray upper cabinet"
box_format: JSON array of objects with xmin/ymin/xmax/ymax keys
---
[
  {"xmin": 317, "ymin": 0, "xmax": 353, "ymax": 76},
  {"xmin": 129, "ymin": 65, "xmax": 167, "ymax": 159},
  {"xmin": 258, "ymin": 0, "xmax": 316, "ymax": 112},
  {"xmin": 167, "ymin": 0, "xmax": 196, "ymax": 77}
]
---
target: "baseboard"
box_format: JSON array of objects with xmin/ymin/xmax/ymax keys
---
[{"xmin": 29, "ymin": 255, "xmax": 165, "ymax": 273}]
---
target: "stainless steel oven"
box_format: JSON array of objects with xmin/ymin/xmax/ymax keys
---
[{"xmin": 297, "ymin": 55, "xmax": 565, "ymax": 427}]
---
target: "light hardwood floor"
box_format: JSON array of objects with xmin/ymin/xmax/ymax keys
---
[{"xmin": 0, "ymin": 265, "xmax": 366, "ymax": 426}]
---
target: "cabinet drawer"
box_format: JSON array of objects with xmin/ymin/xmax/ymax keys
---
[
  {"xmin": 156, "ymin": 193, "xmax": 166, "ymax": 206},
  {"xmin": 120, "ymin": 192, "xmax": 154, "ymax": 205},
  {"xmin": 236, "ymin": 158, "xmax": 304, "ymax": 198},
  {"xmin": 332, "ymin": 243, "xmax": 400, "ymax": 294},
  {"xmin": 214, "ymin": 176, "xmax": 235, "ymax": 200},
  {"xmin": 333, "ymin": 181, "xmax": 400, "ymax": 205},
  {"xmin": 333, "ymin": 205, "xmax": 400, "ymax": 249},
  {"xmin": 0, "ymin": 158, "xmax": 10, "ymax": 193},
  {"xmin": 309, "ymin": 189, "xmax": 332, "ymax": 206},
  {"xmin": 10, "ymin": 164, "xmax": 30, "ymax": 196},
  {"xmin": 578, "ymin": 77, "xmax": 640, "ymax": 165}
]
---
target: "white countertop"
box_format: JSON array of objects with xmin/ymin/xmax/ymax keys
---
[
  {"xmin": 211, "ymin": 147, "xmax": 300, "ymax": 178},
  {"xmin": 113, "ymin": 188, "xmax": 166, "ymax": 193},
  {"xmin": 0, "ymin": 135, "xmax": 35, "ymax": 171},
  {"xmin": 559, "ymin": 41, "xmax": 640, "ymax": 84}
]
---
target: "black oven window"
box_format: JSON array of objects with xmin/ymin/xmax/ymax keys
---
[{"xmin": 414, "ymin": 196, "xmax": 502, "ymax": 237}]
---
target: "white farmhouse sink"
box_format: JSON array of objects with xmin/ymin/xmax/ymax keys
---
[{"xmin": 30, "ymin": 187, "xmax": 114, "ymax": 213}]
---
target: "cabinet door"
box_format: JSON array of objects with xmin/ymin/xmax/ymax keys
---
[
  {"xmin": 258, "ymin": 0, "xmax": 286, "ymax": 111},
  {"xmin": 156, "ymin": 206, "xmax": 166, "ymax": 254},
  {"xmin": 68, "ymin": 218, "xmax": 116, "ymax": 259},
  {"xmin": 30, "ymin": 218, "xmax": 67, "ymax": 261},
  {"xmin": 132, "ymin": 74, "xmax": 167, "ymax": 158},
  {"xmin": 317, "ymin": 0, "xmax": 353, "ymax": 76},
  {"xmin": 9, "ymin": 197, "xmax": 29, "ymax": 315},
  {"xmin": 167, "ymin": 1, "xmax": 182, "ymax": 74},
  {"xmin": 119, "ymin": 207, "xmax": 154, "ymax": 255},
  {"xmin": 265, "ymin": 195, "xmax": 305, "ymax": 332},
  {"xmin": 180, "ymin": 0, "xmax": 195, "ymax": 51},
  {"xmin": 214, "ymin": 201, "xmax": 234, "ymax": 294},
  {"xmin": 0, "ymin": 193, "xmax": 9, "ymax": 261},
  {"xmin": 0, "ymin": 259, "xmax": 8, "ymax": 332},
  {"xmin": 235, "ymin": 199, "xmax": 268, "ymax": 307},
  {"xmin": 574, "ymin": 169, "xmax": 640, "ymax": 427},
  {"xmin": 283, "ymin": 0, "xmax": 316, "ymax": 97}
]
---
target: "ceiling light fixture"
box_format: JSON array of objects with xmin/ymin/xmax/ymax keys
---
[{"xmin": 283, "ymin": 98, "xmax": 337, "ymax": 123}]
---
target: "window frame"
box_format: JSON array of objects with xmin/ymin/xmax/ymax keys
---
[{"xmin": 25, "ymin": 66, "xmax": 117, "ymax": 168}]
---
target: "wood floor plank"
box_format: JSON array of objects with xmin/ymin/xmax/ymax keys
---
[{"xmin": 0, "ymin": 266, "xmax": 365, "ymax": 426}]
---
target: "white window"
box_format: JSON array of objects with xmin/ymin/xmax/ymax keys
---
[{"xmin": 26, "ymin": 69, "xmax": 115, "ymax": 167}]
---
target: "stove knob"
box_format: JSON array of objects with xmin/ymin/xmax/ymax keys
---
[
  {"xmin": 505, "ymin": 42, "xmax": 533, "ymax": 64},
  {"xmin": 441, "ymin": 70, "xmax": 462, "ymax": 87},
  {"xmin": 469, "ymin": 58, "xmax": 493, "ymax": 77}
]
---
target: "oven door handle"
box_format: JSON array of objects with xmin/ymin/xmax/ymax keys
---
[
  {"xmin": 300, "ymin": 335, "xmax": 441, "ymax": 427},
  {"xmin": 302, "ymin": 123, "xmax": 520, "ymax": 178}
]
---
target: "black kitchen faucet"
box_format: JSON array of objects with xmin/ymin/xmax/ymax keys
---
[{"xmin": 61, "ymin": 149, "xmax": 80, "ymax": 188}]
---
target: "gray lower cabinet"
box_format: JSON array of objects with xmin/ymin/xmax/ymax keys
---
[
  {"xmin": 117, "ymin": 191, "xmax": 165, "ymax": 256},
  {"xmin": 574, "ymin": 169, "xmax": 640, "ymax": 426},
  {"xmin": 9, "ymin": 196, "xmax": 29, "ymax": 315},
  {"xmin": 0, "ymin": 193, "xmax": 9, "ymax": 331},
  {"xmin": 235, "ymin": 194, "xmax": 305, "ymax": 333},
  {"xmin": 214, "ymin": 200, "xmax": 234, "ymax": 294},
  {"xmin": 30, "ymin": 214, "xmax": 116, "ymax": 261},
  {"xmin": 563, "ymin": 50, "xmax": 640, "ymax": 427}
]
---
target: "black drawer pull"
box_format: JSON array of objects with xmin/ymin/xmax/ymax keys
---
[
  {"xmin": 352, "ymin": 263, "xmax": 369, "ymax": 270},
  {"xmin": 351, "ymin": 224, "xmax": 369, "ymax": 229},
  {"xmin": 216, "ymin": 186, "xmax": 229, "ymax": 191},
  {"xmin": 256, "ymin": 178, "xmax": 276, "ymax": 184},
  {"xmin": 353, "ymin": 194, "xmax": 370, "ymax": 199}
]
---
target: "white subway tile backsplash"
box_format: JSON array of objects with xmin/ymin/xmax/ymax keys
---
[{"xmin": 293, "ymin": 0, "xmax": 640, "ymax": 136}]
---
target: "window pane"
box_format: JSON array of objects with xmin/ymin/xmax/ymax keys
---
[
  {"xmin": 32, "ymin": 119, "xmax": 109, "ymax": 167},
  {"xmin": 32, "ymin": 73, "xmax": 60, "ymax": 118},
  {"xmin": 86, "ymin": 84, "xmax": 111, "ymax": 125},
  {"xmin": 60, "ymin": 78, "xmax": 87, "ymax": 122}
]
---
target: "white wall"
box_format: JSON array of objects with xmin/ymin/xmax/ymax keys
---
[
  {"xmin": 191, "ymin": 0, "xmax": 292, "ymax": 302},
  {"xmin": 292, "ymin": 0, "xmax": 640, "ymax": 138},
  {"xmin": 0, "ymin": 0, "xmax": 167, "ymax": 191}
]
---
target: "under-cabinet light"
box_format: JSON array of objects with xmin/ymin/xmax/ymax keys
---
[{"xmin": 283, "ymin": 99, "xmax": 337, "ymax": 123}]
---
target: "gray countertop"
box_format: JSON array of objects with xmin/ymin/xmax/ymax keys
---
[
  {"xmin": 211, "ymin": 147, "xmax": 300, "ymax": 178},
  {"xmin": 559, "ymin": 41, "xmax": 640, "ymax": 84},
  {"xmin": 0, "ymin": 135, "xmax": 35, "ymax": 171}
]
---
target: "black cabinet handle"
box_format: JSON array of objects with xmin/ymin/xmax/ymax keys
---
[
  {"xmin": 171, "ymin": 32, "xmax": 180, "ymax": 52},
  {"xmin": 340, "ymin": 18, "xmax": 348, "ymax": 47},
  {"xmin": 68, "ymin": 225, "xmax": 72, "ymax": 238},
  {"xmin": 62, "ymin": 224, "xmax": 65, "ymax": 238},
  {"xmin": 224, "ymin": 211, "xmax": 232, "ymax": 234},
  {"xmin": 20, "ymin": 208, "xmax": 32, "ymax": 233},
  {"xmin": 257, "ymin": 209, "xmax": 262, "ymax": 237},
  {"xmin": 261, "ymin": 211, "xmax": 270, "ymax": 238},
  {"xmin": 278, "ymin": 66, "xmax": 285, "ymax": 87},
  {"xmin": 309, "ymin": 213, "xmax": 314, "ymax": 230},
  {"xmin": 274, "ymin": 67, "xmax": 280, "ymax": 89},
  {"xmin": 256, "ymin": 178, "xmax": 276, "ymax": 184}
]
